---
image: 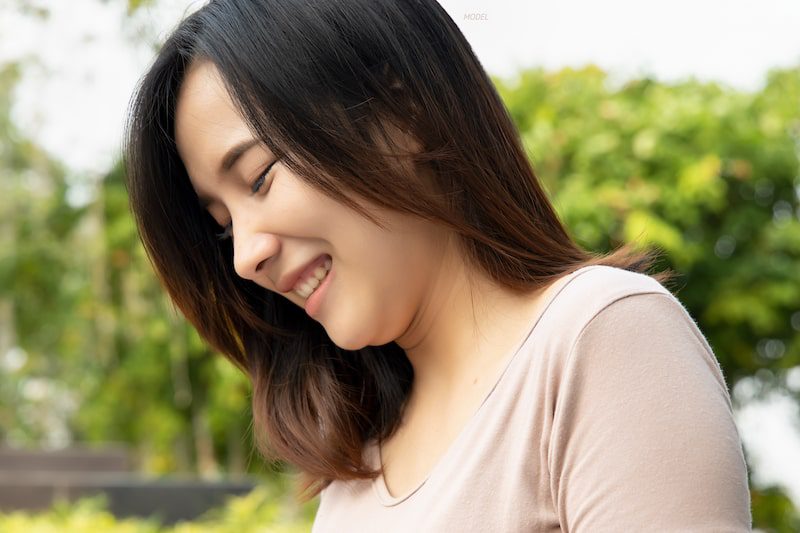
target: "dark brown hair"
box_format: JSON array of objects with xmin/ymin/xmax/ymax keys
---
[{"xmin": 124, "ymin": 0, "xmax": 673, "ymax": 499}]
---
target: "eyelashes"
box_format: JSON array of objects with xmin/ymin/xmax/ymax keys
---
[{"xmin": 214, "ymin": 158, "xmax": 280, "ymax": 242}]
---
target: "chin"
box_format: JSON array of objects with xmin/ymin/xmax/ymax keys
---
[
  {"xmin": 331, "ymin": 331, "xmax": 370, "ymax": 351},
  {"xmin": 324, "ymin": 323, "xmax": 374, "ymax": 352}
]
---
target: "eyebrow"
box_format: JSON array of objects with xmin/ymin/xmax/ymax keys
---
[
  {"xmin": 220, "ymin": 138, "xmax": 260, "ymax": 174},
  {"xmin": 197, "ymin": 138, "xmax": 260, "ymax": 209}
]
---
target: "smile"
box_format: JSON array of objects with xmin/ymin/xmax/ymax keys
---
[{"xmin": 294, "ymin": 257, "xmax": 332, "ymax": 299}]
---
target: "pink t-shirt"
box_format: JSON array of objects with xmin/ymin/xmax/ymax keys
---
[{"xmin": 312, "ymin": 265, "xmax": 752, "ymax": 532}]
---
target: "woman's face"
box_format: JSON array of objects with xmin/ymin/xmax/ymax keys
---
[{"xmin": 174, "ymin": 61, "xmax": 450, "ymax": 350}]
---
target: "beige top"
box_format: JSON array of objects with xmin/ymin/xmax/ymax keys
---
[{"xmin": 312, "ymin": 265, "xmax": 752, "ymax": 532}]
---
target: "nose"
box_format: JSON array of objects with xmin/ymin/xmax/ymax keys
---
[{"xmin": 231, "ymin": 218, "xmax": 279, "ymax": 284}]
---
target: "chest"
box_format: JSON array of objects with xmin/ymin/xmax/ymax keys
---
[
  {"xmin": 313, "ymin": 360, "xmax": 562, "ymax": 533},
  {"xmin": 379, "ymin": 400, "xmax": 475, "ymax": 498},
  {"xmin": 378, "ymin": 355, "xmax": 517, "ymax": 498}
]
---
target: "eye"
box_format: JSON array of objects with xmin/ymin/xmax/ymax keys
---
[
  {"xmin": 251, "ymin": 158, "xmax": 280, "ymax": 194},
  {"xmin": 214, "ymin": 158, "xmax": 280, "ymax": 242}
]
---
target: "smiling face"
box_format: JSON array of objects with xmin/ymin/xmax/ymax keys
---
[{"xmin": 173, "ymin": 60, "xmax": 453, "ymax": 350}]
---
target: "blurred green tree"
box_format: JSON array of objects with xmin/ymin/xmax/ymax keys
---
[{"xmin": 0, "ymin": 62, "xmax": 260, "ymax": 478}]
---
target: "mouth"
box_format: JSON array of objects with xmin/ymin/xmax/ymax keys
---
[
  {"xmin": 291, "ymin": 255, "xmax": 332, "ymax": 299},
  {"xmin": 303, "ymin": 257, "xmax": 333, "ymax": 317}
]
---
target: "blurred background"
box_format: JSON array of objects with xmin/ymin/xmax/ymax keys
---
[{"xmin": 0, "ymin": 0, "xmax": 798, "ymax": 531}]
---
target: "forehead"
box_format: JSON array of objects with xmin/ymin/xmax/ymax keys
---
[{"xmin": 174, "ymin": 61, "xmax": 251, "ymax": 179}]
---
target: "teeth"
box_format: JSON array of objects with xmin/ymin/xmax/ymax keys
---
[
  {"xmin": 294, "ymin": 259, "xmax": 331, "ymax": 299},
  {"xmin": 300, "ymin": 277, "xmax": 320, "ymax": 293}
]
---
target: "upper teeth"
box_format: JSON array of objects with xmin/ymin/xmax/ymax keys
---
[{"xmin": 294, "ymin": 258, "xmax": 332, "ymax": 299}]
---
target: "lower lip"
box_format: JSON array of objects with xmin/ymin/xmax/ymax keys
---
[{"xmin": 304, "ymin": 263, "xmax": 333, "ymax": 318}]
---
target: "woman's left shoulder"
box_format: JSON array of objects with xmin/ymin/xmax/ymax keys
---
[
  {"xmin": 562, "ymin": 265, "xmax": 707, "ymax": 356},
  {"xmin": 568, "ymin": 264, "xmax": 673, "ymax": 302},
  {"xmin": 547, "ymin": 268, "xmax": 752, "ymax": 530},
  {"xmin": 546, "ymin": 265, "xmax": 681, "ymax": 339}
]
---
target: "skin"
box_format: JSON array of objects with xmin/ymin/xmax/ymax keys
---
[{"xmin": 175, "ymin": 60, "xmax": 557, "ymax": 495}]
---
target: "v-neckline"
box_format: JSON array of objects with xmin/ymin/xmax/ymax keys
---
[{"xmin": 371, "ymin": 265, "xmax": 598, "ymax": 506}]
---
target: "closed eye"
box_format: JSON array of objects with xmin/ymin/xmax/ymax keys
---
[
  {"xmin": 214, "ymin": 158, "xmax": 280, "ymax": 242},
  {"xmin": 253, "ymin": 157, "xmax": 281, "ymax": 194}
]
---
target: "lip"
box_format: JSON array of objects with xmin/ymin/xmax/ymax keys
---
[
  {"xmin": 304, "ymin": 260, "xmax": 332, "ymax": 317},
  {"xmin": 276, "ymin": 254, "xmax": 331, "ymax": 294}
]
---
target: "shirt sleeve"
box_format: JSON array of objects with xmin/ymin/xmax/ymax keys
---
[{"xmin": 549, "ymin": 292, "xmax": 752, "ymax": 532}]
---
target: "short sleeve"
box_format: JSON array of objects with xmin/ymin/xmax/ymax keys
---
[{"xmin": 549, "ymin": 292, "xmax": 752, "ymax": 532}]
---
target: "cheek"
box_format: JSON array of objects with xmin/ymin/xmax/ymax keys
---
[
  {"xmin": 269, "ymin": 184, "xmax": 323, "ymax": 232},
  {"xmin": 321, "ymin": 234, "xmax": 426, "ymax": 349},
  {"xmin": 337, "ymin": 211, "xmax": 441, "ymax": 309},
  {"xmin": 358, "ymin": 237, "xmax": 434, "ymax": 327}
]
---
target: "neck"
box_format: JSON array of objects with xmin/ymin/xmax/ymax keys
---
[{"xmin": 394, "ymin": 246, "xmax": 550, "ymax": 404}]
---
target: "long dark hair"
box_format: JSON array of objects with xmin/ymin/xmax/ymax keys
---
[{"xmin": 124, "ymin": 0, "xmax": 672, "ymax": 499}]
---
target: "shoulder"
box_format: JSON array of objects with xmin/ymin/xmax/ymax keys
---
[
  {"xmin": 537, "ymin": 265, "xmax": 678, "ymax": 354},
  {"xmin": 536, "ymin": 265, "xmax": 724, "ymax": 399},
  {"xmin": 544, "ymin": 269, "xmax": 751, "ymax": 530},
  {"xmin": 547, "ymin": 265, "xmax": 715, "ymax": 372},
  {"xmin": 544, "ymin": 266, "xmax": 732, "ymax": 434},
  {"xmin": 556, "ymin": 264, "xmax": 672, "ymax": 308}
]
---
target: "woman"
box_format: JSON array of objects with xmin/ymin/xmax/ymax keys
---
[{"xmin": 124, "ymin": 0, "xmax": 752, "ymax": 530}]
